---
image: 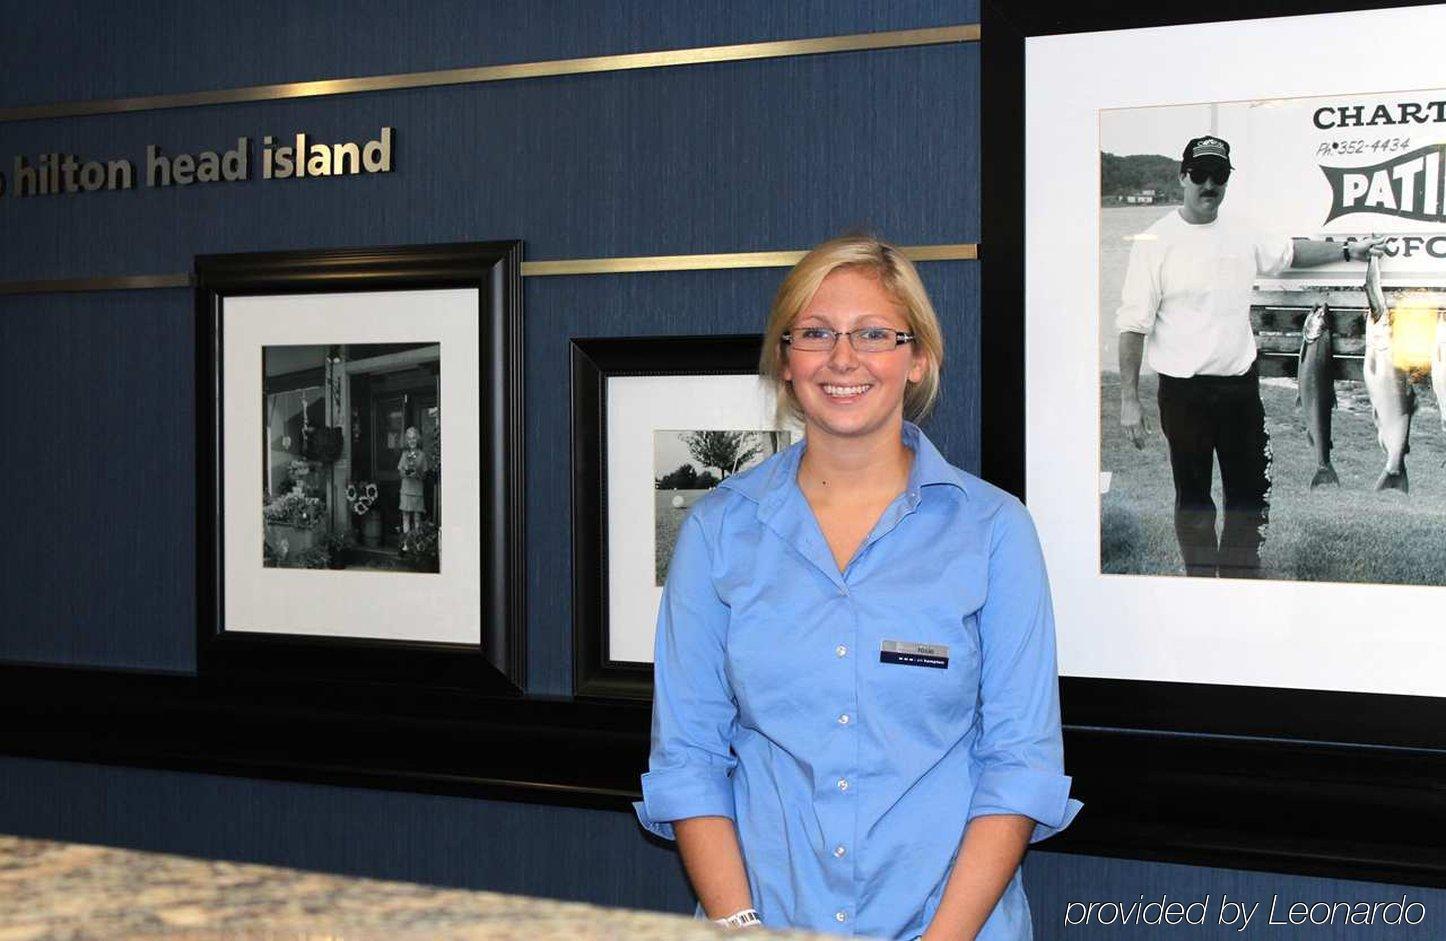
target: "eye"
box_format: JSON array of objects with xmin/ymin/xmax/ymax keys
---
[
  {"xmin": 857, "ymin": 327, "xmax": 893, "ymax": 342},
  {"xmin": 796, "ymin": 327, "xmax": 834, "ymax": 341}
]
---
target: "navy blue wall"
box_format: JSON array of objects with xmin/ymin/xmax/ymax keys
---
[{"xmin": 1, "ymin": 2, "xmax": 1442, "ymax": 938}]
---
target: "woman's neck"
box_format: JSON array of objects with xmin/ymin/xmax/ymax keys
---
[{"xmin": 796, "ymin": 423, "xmax": 912, "ymax": 500}]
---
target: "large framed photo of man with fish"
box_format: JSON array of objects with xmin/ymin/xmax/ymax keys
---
[{"xmin": 985, "ymin": 1, "xmax": 1446, "ymax": 883}]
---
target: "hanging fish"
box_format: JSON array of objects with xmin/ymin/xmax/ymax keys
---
[
  {"xmin": 1296, "ymin": 303, "xmax": 1339, "ymax": 488},
  {"xmin": 1362, "ymin": 254, "xmax": 1417, "ymax": 492},
  {"xmin": 1433, "ymin": 310, "xmax": 1446, "ymax": 447}
]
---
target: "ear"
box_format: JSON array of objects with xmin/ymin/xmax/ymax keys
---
[{"xmin": 907, "ymin": 348, "xmax": 928, "ymax": 384}]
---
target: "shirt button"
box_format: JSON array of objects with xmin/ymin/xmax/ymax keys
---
[
  {"xmin": 837, "ymin": 777, "xmax": 849, "ymax": 791},
  {"xmin": 835, "ymin": 644, "xmax": 847, "ymax": 657},
  {"xmin": 834, "ymin": 844, "xmax": 846, "ymax": 858},
  {"xmin": 835, "ymin": 911, "xmax": 847, "ymax": 923},
  {"xmin": 838, "ymin": 585, "xmax": 848, "ymax": 596},
  {"xmin": 838, "ymin": 713, "xmax": 850, "ymax": 725}
]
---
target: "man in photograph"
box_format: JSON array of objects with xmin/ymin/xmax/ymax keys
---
[{"xmin": 1116, "ymin": 135, "xmax": 1384, "ymax": 578}]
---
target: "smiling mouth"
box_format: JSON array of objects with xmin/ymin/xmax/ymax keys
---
[{"xmin": 822, "ymin": 383, "xmax": 872, "ymax": 399}]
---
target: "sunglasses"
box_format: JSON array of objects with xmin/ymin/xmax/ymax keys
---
[{"xmin": 1186, "ymin": 166, "xmax": 1231, "ymax": 186}]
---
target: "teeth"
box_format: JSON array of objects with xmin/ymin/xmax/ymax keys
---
[{"xmin": 823, "ymin": 384, "xmax": 870, "ymax": 396}]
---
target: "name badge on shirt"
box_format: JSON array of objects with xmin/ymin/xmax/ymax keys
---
[{"xmin": 879, "ymin": 639, "xmax": 949, "ymax": 669}]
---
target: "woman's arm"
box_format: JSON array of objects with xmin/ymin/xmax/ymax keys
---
[
  {"xmin": 923, "ymin": 498, "xmax": 1081, "ymax": 939},
  {"xmin": 922, "ymin": 814, "xmax": 1033, "ymax": 940},
  {"xmin": 674, "ymin": 816, "xmax": 754, "ymax": 920},
  {"xmin": 634, "ymin": 508, "xmax": 751, "ymax": 919}
]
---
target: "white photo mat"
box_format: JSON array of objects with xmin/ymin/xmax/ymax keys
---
[
  {"xmin": 1025, "ymin": 5, "xmax": 1446, "ymax": 698},
  {"xmin": 605, "ymin": 374, "xmax": 801, "ymax": 663},
  {"xmin": 222, "ymin": 288, "xmax": 482, "ymax": 644}
]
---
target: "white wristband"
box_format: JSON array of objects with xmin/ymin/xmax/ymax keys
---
[{"xmin": 713, "ymin": 907, "xmax": 762, "ymax": 929}]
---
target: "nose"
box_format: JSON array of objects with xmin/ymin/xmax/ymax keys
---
[{"xmin": 826, "ymin": 332, "xmax": 861, "ymax": 370}]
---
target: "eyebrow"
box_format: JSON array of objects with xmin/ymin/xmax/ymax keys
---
[{"xmin": 793, "ymin": 314, "xmax": 905, "ymax": 328}]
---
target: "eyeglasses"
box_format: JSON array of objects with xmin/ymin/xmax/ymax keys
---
[
  {"xmin": 782, "ymin": 326, "xmax": 915, "ymax": 353},
  {"xmin": 1186, "ymin": 166, "xmax": 1231, "ymax": 186}
]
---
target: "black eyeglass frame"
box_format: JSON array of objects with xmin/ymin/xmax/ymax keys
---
[{"xmin": 780, "ymin": 327, "xmax": 916, "ymax": 351}]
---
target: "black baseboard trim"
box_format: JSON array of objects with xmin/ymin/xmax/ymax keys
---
[{"xmin": 2, "ymin": 662, "xmax": 1442, "ymax": 887}]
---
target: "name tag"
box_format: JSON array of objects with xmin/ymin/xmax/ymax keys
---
[{"xmin": 879, "ymin": 639, "xmax": 949, "ymax": 669}]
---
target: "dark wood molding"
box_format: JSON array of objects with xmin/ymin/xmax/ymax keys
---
[{"xmin": 2, "ymin": 661, "xmax": 1443, "ymax": 885}]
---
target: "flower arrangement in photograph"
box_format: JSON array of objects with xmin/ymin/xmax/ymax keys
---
[
  {"xmin": 399, "ymin": 450, "xmax": 423, "ymax": 478},
  {"xmin": 400, "ymin": 520, "xmax": 440, "ymax": 571},
  {"xmin": 263, "ymin": 491, "xmax": 324, "ymax": 529},
  {"xmin": 345, "ymin": 481, "xmax": 381, "ymax": 518},
  {"xmin": 294, "ymin": 545, "xmax": 332, "ymax": 569},
  {"xmin": 426, "ymin": 409, "xmax": 441, "ymax": 481}
]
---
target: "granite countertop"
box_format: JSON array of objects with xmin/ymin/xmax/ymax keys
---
[{"xmin": 0, "ymin": 834, "xmax": 841, "ymax": 941}]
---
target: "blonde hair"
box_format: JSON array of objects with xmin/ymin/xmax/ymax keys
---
[{"xmin": 760, "ymin": 233, "xmax": 944, "ymax": 427}]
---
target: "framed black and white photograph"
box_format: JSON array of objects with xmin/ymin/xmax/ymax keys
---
[
  {"xmin": 197, "ymin": 241, "xmax": 525, "ymax": 693},
  {"xmin": 262, "ymin": 342, "xmax": 442, "ymax": 575},
  {"xmin": 1097, "ymin": 97, "xmax": 1446, "ymax": 588},
  {"xmin": 985, "ymin": 2, "xmax": 1446, "ymax": 883},
  {"xmin": 571, "ymin": 336, "xmax": 802, "ymax": 701}
]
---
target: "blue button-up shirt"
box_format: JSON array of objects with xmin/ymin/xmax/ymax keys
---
[{"xmin": 634, "ymin": 421, "xmax": 1081, "ymax": 940}]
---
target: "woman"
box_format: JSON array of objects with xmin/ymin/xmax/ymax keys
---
[{"xmin": 634, "ymin": 234, "xmax": 1081, "ymax": 939}]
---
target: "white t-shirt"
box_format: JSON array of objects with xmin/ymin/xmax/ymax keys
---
[{"xmin": 1114, "ymin": 209, "xmax": 1294, "ymax": 377}]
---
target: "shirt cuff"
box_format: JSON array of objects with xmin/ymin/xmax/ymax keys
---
[
  {"xmin": 967, "ymin": 765, "xmax": 1082, "ymax": 844},
  {"xmin": 1114, "ymin": 316, "xmax": 1150, "ymax": 336},
  {"xmin": 633, "ymin": 800, "xmax": 677, "ymax": 841},
  {"xmin": 634, "ymin": 766, "xmax": 736, "ymax": 842}
]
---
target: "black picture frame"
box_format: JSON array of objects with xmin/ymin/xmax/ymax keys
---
[
  {"xmin": 570, "ymin": 334, "xmax": 770, "ymax": 701},
  {"xmin": 982, "ymin": 1, "xmax": 1446, "ymax": 884},
  {"xmin": 195, "ymin": 241, "xmax": 526, "ymax": 695}
]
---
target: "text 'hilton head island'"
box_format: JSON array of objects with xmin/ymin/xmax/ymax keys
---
[{"xmin": 1, "ymin": 127, "xmax": 393, "ymax": 199}]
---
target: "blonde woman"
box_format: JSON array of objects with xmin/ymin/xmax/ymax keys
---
[{"xmin": 634, "ymin": 234, "xmax": 1080, "ymax": 939}]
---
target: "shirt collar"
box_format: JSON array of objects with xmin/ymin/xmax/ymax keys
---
[
  {"xmin": 718, "ymin": 420, "xmax": 970, "ymax": 511},
  {"xmin": 900, "ymin": 420, "xmax": 971, "ymax": 499}
]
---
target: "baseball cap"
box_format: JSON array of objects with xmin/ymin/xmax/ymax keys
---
[{"xmin": 1181, "ymin": 135, "xmax": 1233, "ymax": 169}]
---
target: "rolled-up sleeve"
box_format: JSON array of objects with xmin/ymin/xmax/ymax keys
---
[
  {"xmin": 633, "ymin": 507, "xmax": 739, "ymax": 842},
  {"xmin": 1256, "ymin": 229, "xmax": 1295, "ymax": 277},
  {"xmin": 965, "ymin": 498, "xmax": 1082, "ymax": 844},
  {"xmin": 1114, "ymin": 236, "xmax": 1161, "ymax": 336}
]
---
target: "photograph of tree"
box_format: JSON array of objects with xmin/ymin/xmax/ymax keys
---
[{"xmin": 652, "ymin": 429, "xmax": 795, "ymax": 584}]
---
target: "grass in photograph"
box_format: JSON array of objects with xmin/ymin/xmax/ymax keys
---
[
  {"xmin": 1100, "ymin": 371, "xmax": 1446, "ymax": 585},
  {"xmin": 654, "ymin": 489, "xmax": 710, "ymax": 585}
]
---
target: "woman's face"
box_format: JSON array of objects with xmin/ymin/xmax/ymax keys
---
[
  {"xmin": 781, "ymin": 267, "xmax": 926, "ymax": 444},
  {"xmin": 405, "ymin": 429, "xmax": 419, "ymax": 448}
]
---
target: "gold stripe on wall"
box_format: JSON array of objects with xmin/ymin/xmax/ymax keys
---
[
  {"xmin": 0, "ymin": 244, "xmax": 978, "ymax": 294},
  {"xmin": 0, "ymin": 25, "xmax": 979, "ymax": 123},
  {"xmin": 0, "ymin": 274, "xmax": 191, "ymax": 296},
  {"xmin": 521, "ymin": 243, "xmax": 978, "ymax": 276}
]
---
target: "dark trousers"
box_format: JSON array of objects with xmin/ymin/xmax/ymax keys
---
[{"xmin": 1156, "ymin": 364, "xmax": 1271, "ymax": 578}]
